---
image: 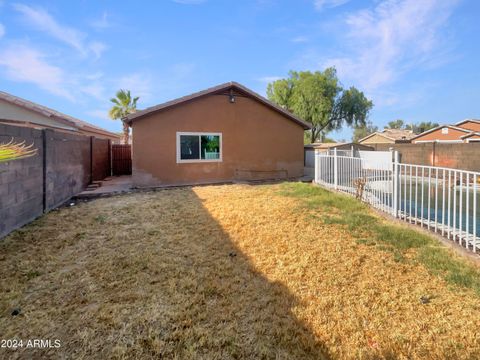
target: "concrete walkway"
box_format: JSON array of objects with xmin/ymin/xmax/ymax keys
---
[{"xmin": 76, "ymin": 176, "xmax": 133, "ymax": 199}]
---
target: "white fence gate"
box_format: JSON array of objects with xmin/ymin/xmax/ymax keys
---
[{"xmin": 315, "ymin": 149, "xmax": 480, "ymax": 254}]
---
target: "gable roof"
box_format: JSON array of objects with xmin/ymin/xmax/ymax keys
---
[
  {"xmin": 455, "ymin": 118, "xmax": 480, "ymax": 127},
  {"xmin": 305, "ymin": 142, "xmax": 373, "ymax": 150},
  {"xmin": 460, "ymin": 131, "xmax": 480, "ymax": 139},
  {"xmin": 0, "ymin": 91, "xmax": 120, "ymax": 139},
  {"xmin": 411, "ymin": 124, "xmax": 473, "ymax": 141},
  {"xmin": 125, "ymin": 81, "xmax": 311, "ymax": 130},
  {"xmin": 305, "ymin": 142, "xmax": 342, "ymax": 149},
  {"xmin": 359, "ymin": 129, "xmax": 415, "ymax": 143}
]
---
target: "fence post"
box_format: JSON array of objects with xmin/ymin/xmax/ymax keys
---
[
  {"xmin": 108, "ymin": 139, "xmax": 112, "ymax": 177},
  {"xmin": 334, "ymin": 148, "xmax": 338, "ymax": 190},
  {"xmin": 314, "ymin": 150, "xmax": 319, "ymax": 184},
  {"xmin": 89, "ymin": 136, "xmax": 94, "ymax": 184},
  {"xmin": 393, "ymin": 150, "xmax": 399, "ymax": 217},
  {"xmin": 42, "ymin": 129, "xmax": 47, "ymax": 213}
]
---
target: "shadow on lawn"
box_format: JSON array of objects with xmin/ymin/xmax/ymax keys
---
[{"xmin": 0, "ymin": 187, "xmax": 330, "ymax": 359}]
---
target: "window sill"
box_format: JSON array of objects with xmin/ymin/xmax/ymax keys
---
[{"xmin": 176, "ymin": 159, "xmax": 223, "ymax": 164}]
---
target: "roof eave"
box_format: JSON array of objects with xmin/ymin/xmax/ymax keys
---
[
  {"xmin": 125, "ymin": 82, "xmax": 312, "ymax": 130},
  {"xmin": 455, "ymin": 118, "xmax": 480, "ymax": 126},
  {"xmin": 359, "ymin": 132, "xmax": 395, "ymax": 143}
]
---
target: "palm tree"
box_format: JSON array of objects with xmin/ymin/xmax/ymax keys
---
[
  {"xmin": 0, "ymin": 139, "xmax": 37, "ymax": 163},
  {"xmin": 109, "ymin": 89, "xmax": 139, "ymax": 144}
]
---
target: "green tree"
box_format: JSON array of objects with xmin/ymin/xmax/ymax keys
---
[
  {"xmin": 386, "ymin": 119, "xmax": 405, "ymax": 129},
  {"xmin": 109, "ymin": 89, "xmax": 139, "ymax": 144},
  {"xmin": 267, "ymin": 68, "xmax": 373, "ymax": 143},
  {"xmin": 352, "ymin": 121, "xmax": 378, "ymax": 142},
  {"xmin": 406, "ymin": 121, "xmax": 439, "ymax": 134},
  {"xmin": 384, "ymin": 119, "xmax": 439, "ymax": 134},
  {"xmin": 266, "ymin": 78, "xmax": 295, "ymax": 111}
]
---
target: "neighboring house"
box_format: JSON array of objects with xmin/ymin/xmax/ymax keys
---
[
  {"xmin": 125, "ymin": 81, "xmax": 311, "ymax": 187},
  {"xmin": 0, "ymin": 91, "xmax": 120, "ymax": 142},
  {"xmin": 412, "ymin": 119, "xmax": 480, "ymax": 143},
  {"xmin": 304, "ymin": 142, "xmax": 373, "ymax": 169},
  {"xmin": 305, "ymin": 142, "xmax": 373, "ymax": 153},
  {"xmin": 359, "ymin": 129, "xmax": 415, "ymax": 145}
]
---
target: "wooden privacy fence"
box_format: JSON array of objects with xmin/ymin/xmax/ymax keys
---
[{"xmin": 112, "ymin": 144, "xmax": 132, "ymax": 175}]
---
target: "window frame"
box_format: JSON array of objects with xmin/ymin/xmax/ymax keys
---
[{"xmin": 176, "ymin": 132, "xmax": 223, "ymax": 163}]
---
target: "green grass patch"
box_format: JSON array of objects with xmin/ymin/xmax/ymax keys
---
[
  {"xmin": 24, "ymin": 270, "xmax": 41, "ymax": 280},
  {"xmin": 279, "ymin": 182, "xmax": 480, "ymax": 295},
  {"xmin": 94, "ymin": 214, "xmax": 108, "ymax": 224}
]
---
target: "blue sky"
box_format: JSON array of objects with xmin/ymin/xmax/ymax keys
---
[{"xmin": 0, "ymin": 0, "xmax": 479, "ymax": 140}]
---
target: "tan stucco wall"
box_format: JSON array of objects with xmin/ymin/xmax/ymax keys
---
[
  {"xmin": 0, "ymin": 99, "xmax": 77, "ymax": 131},
  {"xmin": 360, "ymin": 133, "xmax": 394, "ymax": 144},
  {"xmin": 131, "ymin": 94, "xmax": 305, "ymax": 187}
]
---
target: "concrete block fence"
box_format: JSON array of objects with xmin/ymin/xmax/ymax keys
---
[
  {"xmin": 0, "ymin": 124, "xmax": 111, "ymax": 238},
  {"xmin": 371, "ymin": 142, "xmax": 480, "ymax": 172}
]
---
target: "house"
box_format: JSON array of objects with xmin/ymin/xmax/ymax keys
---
[
  {"xmin": 412, "ymin": 119, "xmax": 480, "ymax": 143},
  {"xmin": 304, "ymin": 142, "xmax": 373, "ymax": 170},
  {"xmin": 125, "ymin": 82, "xmax": 311, "ymax": 187},
  {"xmin": 304, "ymin": 142, "xmax": 373, "ymax": 153},
  {"xmin": 0, "ymin": 91, "xmax": 120, "ymax": 142},
  {"xmin": 359, "ymin": 129, "xmax": 415, "ymax": 145}
]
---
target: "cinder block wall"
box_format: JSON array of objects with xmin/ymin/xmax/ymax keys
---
[
  {"xmin": 372, "ymin": 143, "xmax": 480, "ymax": 172},
  {"xmin": 44, "ymin": 129, "xmax": 91, "ymax": 209},
  {"xmin": 0, "ymin": 124, "xmax": 112, "ymax": 239},
  {"xmin": 0, "ymin": 125, "xmax": 44, "ymax": 237}
]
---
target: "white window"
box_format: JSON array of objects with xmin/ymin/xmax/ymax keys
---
[
  {"xmin": 176, "ymin": 132, "xmax": 222, "ymax": 163},
  {"xmin": 441, "ymin": 127, "xmax": 449, "ymax": 134}
]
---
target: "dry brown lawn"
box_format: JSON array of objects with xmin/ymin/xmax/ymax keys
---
[{"xmin": 1, "ymin": 183, "xmax": 480, "ymax": 359}]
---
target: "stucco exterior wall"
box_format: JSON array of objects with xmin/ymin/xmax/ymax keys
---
[
  {"xmin": 131, "ymin": 94, "xmax": 305, "ymax": 187},
  {"xmin": 360, "ymin": 133, "xmax": 394, "ymax": 144},
  {"xmin": 0, "ymin": 99, "xmax": 120, "ymax": 142},
  {"xmin": 0, "ymin": 99, "xmax": 76, "ymax": 131}
]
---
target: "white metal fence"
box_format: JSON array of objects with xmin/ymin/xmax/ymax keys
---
[
  {"xmin": 204, "ymin": 150, "xmax": 220, "ymax": 160},
  {"xmin": 315, "ymin": 150, "xmax": 480, "ymax": 254}
]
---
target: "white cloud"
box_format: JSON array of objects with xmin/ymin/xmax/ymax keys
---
[
  {"xmin": 116, "ymin": 73, "xmax": 152, "ymax": 101},
  {"xmin": 13, "ymin": 3, "xmax": 106, "ymax": 58},
  {"xmin": 319, "ymin": 0, "xmax": 459, "ymax": 93},
  {"xmin": 173, "ymin": 0, "xmax": 207, "ymax": 4},
  {"xmin": 314, "ymin": 0, "xmax": 350, "ymax": 11},
  {"xmin": 0, "ymin": 23, "xmax": 5, "ymax": 38},
  {"xmin": 13, "ymin": 4, "xmax": 85, "ymax": 52},
  {"xmin": 258, "ymin": 76, "xmax": 282, "ymax": 83},
  {"xmin": 88, "ymin": 41, "xmax": 107, "ymax": 59},
  {"xmin": 291, "ymin": 36, "xmax": 308, "ymax": 43},
  {"xmin": 0, "ymin": 44, "xmax": 74, "ymax": 100},
  {"xmin": 80, "ymin": 83, "xmax": 106, "ymax": 100},
  {"xmin": 85, "ymin": 71, "xmax": 104, "ymax": 81},
  {"xmin": 90, "ymin": 12, "xmax": 111, "ymax": 30},
  {"xmin": 170, "ymin": 62, "xmax": 196, "ymax": 78},
  {"xmin": 86, "ymin": 109, "xmax": 110, "ymax": 121}
]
